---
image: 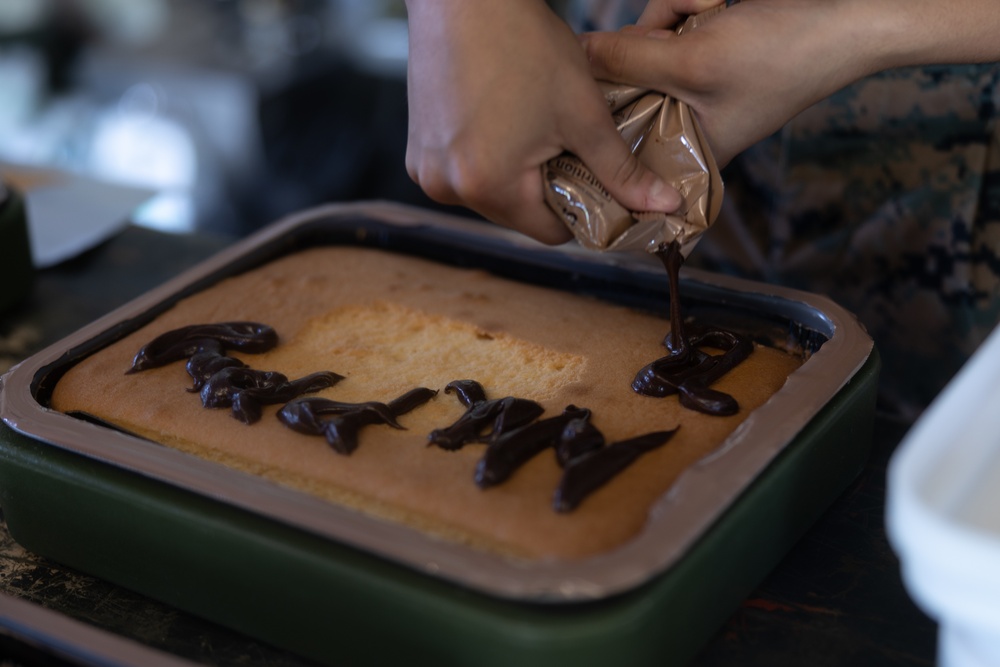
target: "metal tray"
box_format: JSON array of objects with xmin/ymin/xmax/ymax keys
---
[
  {"xmin": 0, "ymin": 202, "xmax": 878, "ymax": 665},
  {"xmin": 0, "ymin": 593, "xmax": 200, "ymax": 667}
]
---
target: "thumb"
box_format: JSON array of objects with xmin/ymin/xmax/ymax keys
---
[
  {"xmin": 637, "ymin": 0, "xmax": 728, "ymax": 29},
  {"xmin": 580, "ymin": 29, "xmax": 679, "ymax": 90},
  {"xmin": 570, "ymin": 122, "xmax": 682, "ymax": 215}
]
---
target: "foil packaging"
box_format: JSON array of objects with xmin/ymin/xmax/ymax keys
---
[{"xmin": 543, "ymin": 7, "xmax": 727, "ymax": 255}]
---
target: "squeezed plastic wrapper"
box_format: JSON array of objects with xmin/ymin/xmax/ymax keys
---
[{"xmin": 543, "ymin": 9, "xmax": 725, "ymax": 256}]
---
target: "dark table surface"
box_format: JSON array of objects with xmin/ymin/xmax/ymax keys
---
[{"xmin": 0, "ymin": 225, "xmax": 937, "ymax": 666}]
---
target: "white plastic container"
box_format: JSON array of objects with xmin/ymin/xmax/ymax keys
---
[{"xmin": 887, "ymin": 323, "xmax": 1000, "ymax": 667}]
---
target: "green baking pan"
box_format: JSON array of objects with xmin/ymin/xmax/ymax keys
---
[{"xmin": 0, "ymin": 202, "xmax": 878, "ymax": 666}]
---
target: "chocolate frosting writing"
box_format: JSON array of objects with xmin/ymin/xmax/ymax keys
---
[
  {"xmin": 433, "ymin": 380, "xmax": 676, "ymax": 510},
  {"xmin": 277, "ymin": 388, "xmax": 438, "ymax": 455},
  {"xmin": 127, "ymin": 305, "xmax": 721, "ymax": 512},
  {"xmin": 126, "ymin": 321, "xmax": 342, "ymax": 424},
  {"xmin": 428, "ymin": 379, "xmax": 544, "ymax": 450},
  {"xmin": 201, "ymin": 367, "xmax": 344, "ymax": 425},
  {"xmin": 127, "ymin": 322, "xmax": 278, "ymax": 373},
  {"xmin": 475, "ymin": 405, "xmax": 591, "ymax": 488},
  {"xmin": 553, "ymin": 429, "xmax": 677, "ymax": 512},
  {"xmin": 632, "ymin": 242, "xmax": 752, "ymax": 416},
  {"xmin": 555, "ymin": 416, "xmax": 605, "ymax": 467}
]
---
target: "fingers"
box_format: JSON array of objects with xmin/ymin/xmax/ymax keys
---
[
  {"xmin": 463, "ymin": 166, "xmax": 579, "ymax": 246},
  {"xmin": 407, "ymin": 139, "xmax": 577, "ymax": 245},
  {"xmin": 491, "ymin": 190, "xmax": 579, "ymax": 246},
  {"xmin": 407, "ymin": 116, "xmax": 682, "ymax": 245},
  {"xmin": 580, "ymin": 29, "xmax": 688, "ymax": 91},
  {"xmin": 636, "ymin": 0, "xmax": 727, "ymax": 29},
  {"xmin": 405, "ymin": 146, "xmax": 463, "ymax": 208},
  {"xmin": 565, "ymin": 110, "xmax": 683, "ymax": 217}
]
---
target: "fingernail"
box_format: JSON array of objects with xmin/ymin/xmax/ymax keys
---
[
  {"xmin": 620, "ymin": 25, "xmax": 667, "ymax": 38},
  {"xmin": 649, "ymin": 180, "xmax": 682, "ymax": 211}
]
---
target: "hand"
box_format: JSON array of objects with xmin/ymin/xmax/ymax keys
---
[
  {"xmin": 582, "ymin": 0, "xmax": 1000, "ymax": 167},
  {"xmin": 404, "ymin": 0, "xmax": 684, "ymax": 244},
  {"xmin": 581, "ymin": 0, "xmax": 879, "ymax": 166},
  {"xmin": 635, "ymin": 0, "xmax": 731, "ymax": 29}
]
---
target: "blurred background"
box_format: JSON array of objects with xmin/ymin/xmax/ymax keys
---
[{"xmin": 0, "ymin": 0, "xmax": 441, "ymax": 237}]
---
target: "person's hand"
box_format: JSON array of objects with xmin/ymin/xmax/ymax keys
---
[
  {"xmin": 404, "ymin": 0, "xmax": 693, "ymax": 244},
  {"xmin": 584, "ymin": 0, "xmax": 1000, "ymax": 167},
  {"xmin": 635, "ymin": 0, "xmax": 729, "ymax": 29},
  {"xmin": 581, "ymin": 0, "xmax": 881, "ymax": 167}
]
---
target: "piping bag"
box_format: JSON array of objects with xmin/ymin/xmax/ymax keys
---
[{"xmin": 543, "ymin": 3, "xmax": 734, "ymax": 257}]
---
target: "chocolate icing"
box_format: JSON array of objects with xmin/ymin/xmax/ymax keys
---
[
  {"xmin": 126, "ymin": 279, "xmax": 741, "ymax": 512},
  {"xmin": 429, "ymin": 381, "xmax": 675, "ymax": 508},
  {"xmin": 553, "ymin": 429, "xmax": 678, "ymax": 512},
  {"xmin": 428, "ymin": 380, "xmax": 544, "ymax": 450},
  {"xmin": 186, "ymin": 344, "xmax": 247, "ymax": 391},
  {"xmin": 127, "ymin": 322, "xmax": 278, "ymax": 373},
  {"xmin": 475, "ymin": 405, "xmax": 591, "ymax": 488},
  {"xmin": 632, "ymin": 242, "xmax": 752, "ymax": 416},
  {"xmin": 555, "ymin": 416, "xmax": 605, "ymax": 468},
  {"xmin": 201, "ymin": 367, "xmax": 343, "ymax": 424},
  {"xmin": 278, "ymin": 388, "xmax": 438, "ymax": 454},
  {"xmin": 127, "ymin": 321, "xmax": 342, "ymax": 424}
]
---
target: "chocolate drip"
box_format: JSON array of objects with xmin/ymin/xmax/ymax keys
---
[
  {"xmin": 474, "ymin": 406, "xmax": 590, "ymax": 488},
  {"xmin": 632, "ymin": 326, "xmax": 752, "ymax": 415},
  {"xmin": 278, "ymin": 387, "xmax": 438, "ymax": 455},
  {"xmin": 428, "ymin": 380, "xmax": 544, "ymax": 450},
  {"xmin": 553, "ymin": 429, "xmax": 677, "ymax": 512},
  {"xmin": 127, "ymin": 322, "xmax": 278, "ymax": 373},
  {"xmin": 632, "ymin": 242, "xmax": 752, "ymax": 416}
]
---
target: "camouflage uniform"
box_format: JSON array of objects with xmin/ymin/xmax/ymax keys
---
[{"xmin": 565, "ymin": 2, "xmax": 1000, "ymax": 420}]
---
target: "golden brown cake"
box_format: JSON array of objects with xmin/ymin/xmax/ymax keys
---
[{"xmin": 50, "ymin": 246, "xmax": 801, "ymax": 560}]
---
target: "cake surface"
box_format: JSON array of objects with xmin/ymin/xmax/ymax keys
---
[{"xmin": 50, "ymin": 246, "xmax": 801, "ymax": 560}]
